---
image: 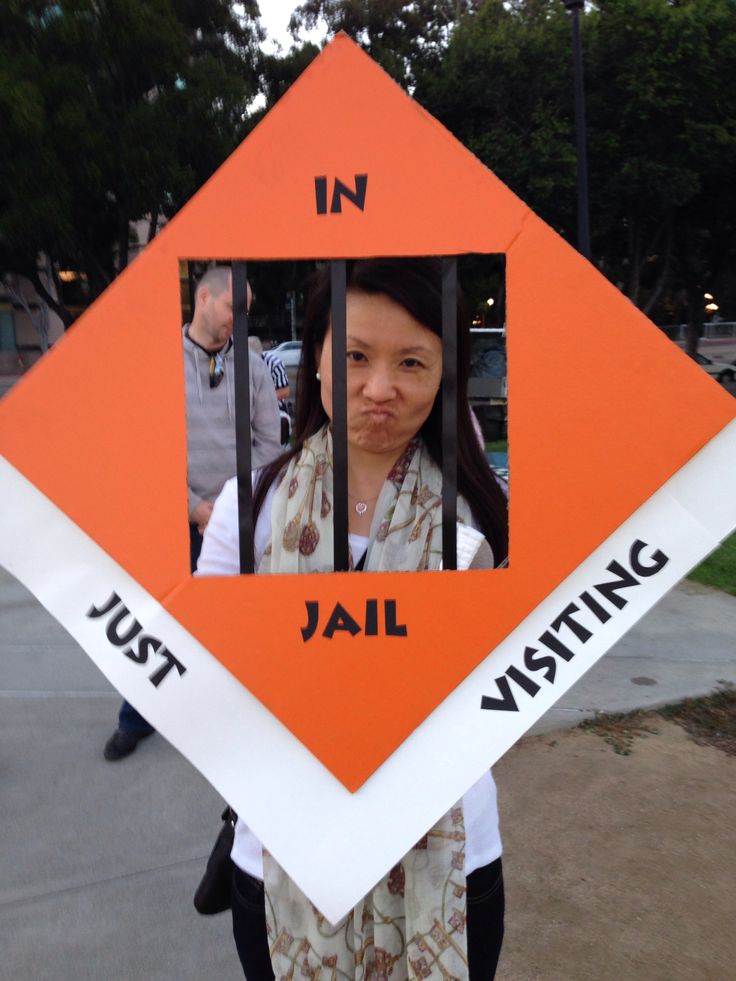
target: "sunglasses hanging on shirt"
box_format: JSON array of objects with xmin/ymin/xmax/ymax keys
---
[{"xmin": 209, "ymin": 352, "xmax": 225, "ymax": 389}]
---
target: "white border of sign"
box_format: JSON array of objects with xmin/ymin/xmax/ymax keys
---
[{"xmin": 2, "ymin": 418, "xmax": 735, "ymax": 924}]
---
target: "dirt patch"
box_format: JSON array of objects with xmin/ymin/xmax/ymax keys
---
[
  {"xmin": 577, "ymin": 685, "xmax": 736, "ymax": 758},
  {"xmin": 494, "ymin": 717, "xmax": 736, "ymax": 980},
  {"xmin": 578, "ymin": 710, "xmax": 660, "ymax": 756},
  {"xmin": 659, "ymin": 684, "xmax": 736, "ymax": 756}
]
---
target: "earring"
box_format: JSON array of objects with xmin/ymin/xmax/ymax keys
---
[{"xmin": 316, "ymin": 371, "xmax": 321, "ymax": 380}]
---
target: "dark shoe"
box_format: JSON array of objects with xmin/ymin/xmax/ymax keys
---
[{"xmin": 103, "ymin": 727, "xmax": 152, "ymax": 762}]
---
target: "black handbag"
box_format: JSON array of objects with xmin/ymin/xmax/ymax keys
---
[{"xmin": 193, "ymin": 806, "xmax": 236, "ymax": 915}]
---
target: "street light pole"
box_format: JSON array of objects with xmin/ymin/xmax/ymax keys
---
[{"xmin": 563, "ymin": 0, "xmax": 591, "ymax": 261}]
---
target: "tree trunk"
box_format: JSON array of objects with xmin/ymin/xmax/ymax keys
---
[
  {"xmin": 29, "ymin": 269, "xmax": 73, "ymax": 329},
  {"xmin": 642, "ymin": 224, "xmax": 672, "ymax": 318},
  {"xmin": 85, "ymin": 251, "xmax": 114, "ymax": 304},
  {"xmin": 626, "ymin": 221, "xmax": 641, "ymax": 306},
  {"xmin": 147, "ymin": 207, "xmax": 160, "ymax": 244},
  {"xmin": 684, "ymin": 286, "xmax": 703, "ymax": 357},
  {"xmin": 118, "ymin": 215, "xmax": 130, "ymax": 272}
]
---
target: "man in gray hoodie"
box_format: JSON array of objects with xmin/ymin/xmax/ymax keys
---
[
  {"xmin": 183, "ymin": 266, "xmax": 281, "ymax": 555},
  {"xmin": 103, "ymin": 265, "xmax": 282, "ymax": 761}
]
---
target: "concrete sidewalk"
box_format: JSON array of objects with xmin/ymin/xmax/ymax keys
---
[{"xmin": 1, "ymin": 566, "xmax": 735, "ymax": 980}]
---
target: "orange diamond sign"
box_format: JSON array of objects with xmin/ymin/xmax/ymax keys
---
[{"xmin": 1, "ymin": 36, "xmax": 735, "ymax": 922}]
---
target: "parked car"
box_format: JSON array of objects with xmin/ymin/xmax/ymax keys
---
[
  {"xmin": 272, "ymin": 340, "xmax": 303, "ymax": 368},
  {"xmin": 689, "ymin": 352, "xmax": 735, "ymax": 384},
  {"xmin": 469, "ymin": 330, "xmax": 507, "ymax": 441}
]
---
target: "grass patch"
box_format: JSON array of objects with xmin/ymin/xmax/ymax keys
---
[
  {"xmin": 658, "ymin": 682, "xmax": 736, "ymax": 756},
  {"xmin": 486, "ymin": 440, "xmax": 508, "ymax": 453},
  {"xmin": 687, "ymin": 532, "xmax": 736, "ymax": 595},
  {"xmin": 579, "ymin": 710, "xmax": 659, "ymax": 755},
  {"xmin": 579, "ymin": 684, "xmax": 736, "ymax": 756}
]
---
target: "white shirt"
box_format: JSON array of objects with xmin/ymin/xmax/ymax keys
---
[{"xmin": 197, "ymin": 475, "xmax": 502, "ymax": 880}]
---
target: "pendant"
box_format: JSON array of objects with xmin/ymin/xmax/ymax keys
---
[{"xmin": 354, "ymin": 501, "xmax": 368, "ymax": 516}]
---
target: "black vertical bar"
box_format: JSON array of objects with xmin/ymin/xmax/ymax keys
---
[
  {"xmin": 441, "ymin": 257, "xmax": 458, "ymax": 570},
  {"xmin": 569, "ymin": 4, "xmax": 591, "ymax": 260},
  {"xmin": 330, "ymin": 261, "xmax": 349, "ymax": 572},
  {"xmin": 233, "ymin": 261, "xmax": 254, "ymax": 575}
]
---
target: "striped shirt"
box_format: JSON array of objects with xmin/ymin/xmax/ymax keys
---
[{"xmin": 262, "ymin": 351, "xmax": 289, "ymax": 393}]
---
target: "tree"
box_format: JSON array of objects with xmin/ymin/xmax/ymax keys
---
[
  {"xmin": 261, "ymin": 41, "xmax": 321, "ymax": 111},
  {"xmin": 415, "ymin": 0, "xmax": 577, "ymax": 238},
  {"xmin": 0, "ymin": 0, "xmax": 263, "ymax": 325},
  {"xmin": 414, "ymin": 0, "xmax": 736, "ymax": 345},
  {"xmin": 587, "ymin": 0, "xmax": 736, "ymax": 350},
  {"xmin": 288, "ymin": 0, "xmax": 483, "ymax": 88}
]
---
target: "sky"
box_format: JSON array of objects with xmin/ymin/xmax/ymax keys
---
[{"xmin": 257, "ymin": 1, "xmax": 325, "ymax": 53}]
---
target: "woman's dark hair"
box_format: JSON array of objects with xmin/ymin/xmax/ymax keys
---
[{"xmin": 254, "ymin": 257, "xmax": 508, "ymax": 564}]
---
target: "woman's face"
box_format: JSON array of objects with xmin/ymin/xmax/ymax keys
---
[{"xmin": 317, "ymin": 290, "xmax": 443, "ymax": 459}]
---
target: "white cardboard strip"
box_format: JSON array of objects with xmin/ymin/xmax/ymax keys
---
[{"xmin": 1, "ymin": 417, "xmax": 735, "ymax": 923}]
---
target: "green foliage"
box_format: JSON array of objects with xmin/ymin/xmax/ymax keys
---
[
  {"xmin": 415, "ymin": 0, "xmax": 577, "ymax": 238},
  {"xmin": 0, "ymin": 0, "xmax": 263, "ymax": 320},
  {"xmin": 414, "ymin": 0, "xmax": 736, "ymax": 329},
  {"xmin": 289, "ymin": 0, "xmax": 483, "ymax": 88},
  {"xmin": 261, "ymin": 42, "xmax": 321, "ymax": 112},
  {"xmin": 2, "ymin": 0, "xmax": 735, "ymax": 335},
  {"xmin": 688, "ymin": 533, "xmax": 736, "ymax": 596},
  {"xmin": 586, "ymin": 0, "xmax": 736, "ymax": 330}
]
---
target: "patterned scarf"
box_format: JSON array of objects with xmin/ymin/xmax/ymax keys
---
[
  {"xmin": 259, "ymin": 423, "xmax": 473, "ymax": 574},
  {"xmin": 260, "ymin": 424, "xmax": 473, "ymax": 980}
]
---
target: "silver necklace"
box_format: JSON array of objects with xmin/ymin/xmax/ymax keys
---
[{"xmin": 347, "ymin": 491, "xmax": 379, "ymax": 516}]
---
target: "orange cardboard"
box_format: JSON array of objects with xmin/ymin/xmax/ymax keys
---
[{"xmin": 1, "ymin": 36, "xmax": 734, "ymax": 791}]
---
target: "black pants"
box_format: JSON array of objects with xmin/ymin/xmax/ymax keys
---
[
  {"xmin": 231, "ymin": 858, "xmax": 504, "ymax": 980},
  {"xmin": 189, "ymin": 521, "xmax": 204, "ymax": 571},
  {"xmin": 231, "ymin": 866, "xmax": 274, "ymax": 981},
  {"xmin": 467, "ymin": 858, "xmax": 506, "ymax": 978}
]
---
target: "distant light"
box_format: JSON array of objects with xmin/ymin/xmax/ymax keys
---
[
  {"xmin": 486, "ymin": 297, "xmax": 495, "ymax": 307},
  {"xmin": 703, "ymin": 292, "xmax": 714, "ymax": 300},
  {"xmin": 705, "ymin": 303, "xmax": 719, "ymax": 313},
  {"xmin": 58, "ymin": 270, "xmax": 78, "ymax": 282},
  {"xmin": 472, "ymin": 316, "xmax": 482, "ymax": 325}
]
